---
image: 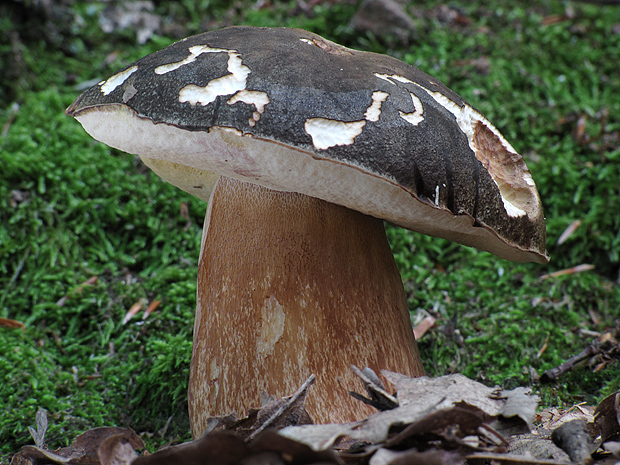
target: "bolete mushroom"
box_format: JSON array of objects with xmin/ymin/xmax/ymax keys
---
[{"xmin": 66, "ymin": 26, "xmax": 548, "ymax": 436}]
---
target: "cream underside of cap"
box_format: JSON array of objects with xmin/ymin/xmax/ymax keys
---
[{"xmin": 75, "ymin": 106, "xmax": 542, "ymax": 262}]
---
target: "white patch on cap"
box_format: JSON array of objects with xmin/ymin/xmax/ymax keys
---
[
  {"xmin": 399, "ymin": 92, "xmax": 424, "ymax": 126},
  {"xmin": 305, "ymin": 118, "xmax": 366, "ymax": 150},
  {"xmin": 299, "ymin": 38, "xmax": 314, "ymax": 45},
  {"xmin": 412, "ymin": 84, "xmax": 520, "ymax": 156},
  {"xmin": 374, "ymin": 73, "xmax": 414, "ymax": 85},
  {"xmin": 374, "ymin": 74, "xmax": 426, "ymax": 126},
  {"xmin": 305, "ymin": 89, "xmax": 400, "ymax": 149},
  {"xmin": 410, "ymin": 83, "xmax": 529, "ymax": 218},
  {"xmin": 100, "ymin": 66, "xmax": 138, "ymax": 95},
  {"xmin": 375, "ymin": 73, "xmax": 532, "ymax": 219},
  {"xmin": 154, "ymin": 45, "xmax": 229, "ymax": 75},
  {"xmin": 179, "ymin": 52, "xmax": 250, "ymax": 106},
  {"xmin": 227, "ymin": 90, "xmax": 270, "ymax": 126},
  {"xmin": 364, "ymin": 91, "xmax": 389, "ymax": 122}
]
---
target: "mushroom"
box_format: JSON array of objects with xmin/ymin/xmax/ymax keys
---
[{"xmin": 66, "ymin": 26, "xmax": 548, "ymax": 436}]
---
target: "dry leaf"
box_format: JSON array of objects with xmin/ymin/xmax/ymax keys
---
[
  {"xmin": 382, "ymin": 372, "xmax": 503, "ymax": 415},
  {"xmin": 13, "ymin": 427, "xmax": 142, "ymax": 465},
  {"xmin": 249, "ymin": 375, "xmax": 315, "ymax": 439},
  {"xmin": 98, "ymin": 435, "xmax": 138, "ymax": 465},
  {"xmin": 205, "ymin": 376, "xmax": 314, "ymax": 441},
  {"xmin": 496, "ymin": 387, "xmax": 540, "ymax": 433},
  {"xmin": 413, "ymin": 314, "xmax": 437, "ymax": 340},
  {"xmin": 595, "ymin": 392, "xmax": 620, "ymax": 443},
  {"xmin": 27, "ymin": 409, "xmax": 48, "ymax": 448},
  {"xmin": 249, "ymin": 430, "xmax": 340, "ymax": 464},
  {"xmin": 105, "ymin": 429, "xmax": 341, "ymax": 465},
  {"xmin": 383, "ymin": 404, "xmax": 488, "ymax": 449},
  {"xmin": 132, "ymin": 431, "xmax": 246, "ymax": 465},
  {"xmin": 279, "ymin": 373, "xmax": 539, "ymax": 451},
  {"xmin": 369, "ymin": 447, "xmax": 464, "ymax": 465},
  {"xmin": 349, "ymin": 366, "xmax": 398, "ymax": 411},
  {"xmin": 466, "ymin": 451, "xmax": 572, "ymax": 464}
]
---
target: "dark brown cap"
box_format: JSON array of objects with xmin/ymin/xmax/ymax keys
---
[{"xmin": 67, "ymin": 26, "xmax": 548, "ymax": 263}]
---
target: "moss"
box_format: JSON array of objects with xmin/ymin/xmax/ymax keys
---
[{"xmin": 1, "ymin": 0, "xmax": 619, "ymax": 458}]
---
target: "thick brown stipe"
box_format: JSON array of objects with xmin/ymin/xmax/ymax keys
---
[{"xmin": 189, "ymin": 177, "xmax": 424, "ymax": 435}]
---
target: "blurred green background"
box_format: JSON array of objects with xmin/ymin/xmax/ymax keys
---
[{"xmin": 1, "ymin": 0, "xmax": 619, "ymax": 459}]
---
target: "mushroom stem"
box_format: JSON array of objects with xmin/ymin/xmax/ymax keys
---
[{"xmin": 188, "ymin": 176, "xmax": 425, "ymax": 437}]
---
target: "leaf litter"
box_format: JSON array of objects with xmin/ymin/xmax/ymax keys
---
[{"xmin": 11, "ymin": 367, "xmax": 620, "ymax": 465}]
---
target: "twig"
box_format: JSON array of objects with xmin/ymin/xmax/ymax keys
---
[{"xmin": 541, "ymin": 329, "xmax": 620, "ymax": 382}]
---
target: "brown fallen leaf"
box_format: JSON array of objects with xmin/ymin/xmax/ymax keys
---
[
  {"xmin": 413, "ymin": 313, "xmax": 436, "ymax": 340},
  {"xmin": 279, "ymin": 372, "xmax": 539, "ymax": 451},
  {"xmin": 249, "ymin": 375, "xmax": 315, "ymax": 440},
  {"xmin": 13, "ymin": 369, "xmax": 589, "ymax": 465},
  {"xmin": 508, "ymin": 432, "xmax": 571, "ymax": 464},
  {"xmin": 98, "ymin": 1, "xmax": 161, "ymax": 44},
  {"xmin": 541, "ymin": 14, "xmax": 570, "ymax": 25},
  {"xmin": 100, "ymin": 429, "xmax": 341, "ymax": 465},
  {"xmin": 466, "ymin": 451, "xmax": 572, "ymax": 464},
  {"xmin": 349, "ymin": 365, "xmax": 398, "ymax": 411},
  {"xmin": 13, "ymin": 427, "xmax": 143, "ymax": 465},
  {"xmin": 204, "ymin": 375, "xmax": 315, "ymax": 440},
  {"xmin": 131, "ymin": 431, "xmax": 246, "ymax": 465},
  {"xmin": 594, "ymin": 391, "xmax": 620, "ymax": 444},
  {"xmin": 98, "ymin": 434, "xmax": 138, "ymax": 465},
  {"xmin": 349, "ymin": 0, "xmax": 415, "ymax": 41},
  {"xmin": 249, "ymin": 430, "xmax": 340, "ymax": 464},
  {"xmin": 383, "ymin": 404, "xmax": 490, "ymax": 450},
  {"xmin": 369, "ymin": 447, "xmax": 464, "ymax": 465},
  {"xmin": 495, "ymin": 387, "xmax": 540, "ymax": 433}
]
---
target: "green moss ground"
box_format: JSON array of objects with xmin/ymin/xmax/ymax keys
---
[{"xmin": 1, "ymin": 0, "xmax": 619, "ymax": 459}]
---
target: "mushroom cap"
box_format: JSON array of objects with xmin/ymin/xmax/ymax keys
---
[{"xmin": 67, "ymin": 26, "xmax": 548, "ymax": 263}]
